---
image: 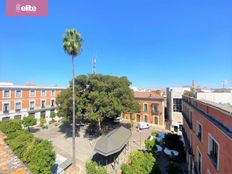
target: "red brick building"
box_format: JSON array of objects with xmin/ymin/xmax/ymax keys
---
[
  {"xmin": 0, "ymin": 82, "xmax": 66, "ymax": 121},
  {"xmin": 182, "ymin": 95, "xmax": 232, "ymax": 174},
  {"xmin": 123, "ymin": 91, "xmax": 165, "ymax": 129}
]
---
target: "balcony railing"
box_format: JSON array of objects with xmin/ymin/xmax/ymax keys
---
[
  {"xmin": 15, "ymin": 109, "xmax": 21, "ymax": 113},
  {"xmin": 30, "ymin": 107, "xmax": 35, "ymax": 111},
  {"xmin": 151, "ymin": 110, "xmax": 159, "ymax": 115},
  {"xmin": 3, "ymin": 110, "xmax": 9, "ymax": 114}
]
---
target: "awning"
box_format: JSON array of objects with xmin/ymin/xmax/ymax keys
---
[{"xmin": 94, "ymin": 126, "xmax": 131, "ymax": 156}]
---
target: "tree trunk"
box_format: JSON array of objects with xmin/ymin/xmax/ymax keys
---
[{"xmin": 72, "ymin": 55, "xmax": 76, "ymax": 167}]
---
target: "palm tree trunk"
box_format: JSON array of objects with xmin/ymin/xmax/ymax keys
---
[{"xmin": 72, "ymin": 55, "xmax": 76, "ymax": 167}]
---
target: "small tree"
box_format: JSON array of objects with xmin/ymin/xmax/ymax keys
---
[
  {"xmin": 23, "ymin": 115, "xmax": 36, "ymax": 131},
  {"xmin": 144, "ymin": 139, "xmax": 155, "ymax": 152},
  {"xmin": 40, "ymin": 118, "xmax": 47, "ymax": 126},
  {"xmin": 50, "ymin": 111, "xmax": 56, "ymax": 120},
  {"xmin": 86, "ymin": 161, "xmax": 107, "ymax": 174},
  {"xmin": 129, "ymin": 120, "xmax": 134, "ymax": 129}
]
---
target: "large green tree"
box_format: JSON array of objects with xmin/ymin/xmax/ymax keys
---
[
  {"xmin": 63, "ymin": 28, "xmax": 83, "ymax": 167},
  {"xmin": 57, "ymin": 74, "xmax": 140, "ymax": 128}
]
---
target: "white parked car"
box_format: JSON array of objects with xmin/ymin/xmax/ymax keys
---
[
  {"xmin": 113, "ymin": 117, "xmax": 123, "ymax": 123},
  {"xmin": 137, "ymin": 122, "xmax": 150, "ymax": 129}
]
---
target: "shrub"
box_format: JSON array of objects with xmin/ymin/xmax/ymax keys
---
[
  {"xmin": 86, "ymin": 161, "xmax": 107, "ymax": 174},
  {"xmin": 40, "ymin": 118, "xmax": 47, "ymax": 126},
  {"xmin": 151, "ymin": 132, "xmax": 158, "ymax": 137},
  {"xmin": 50, "ymin": 111, "xmax": 56, "ymax": 119},
  {"xmin": 23, "ymin": 115, "xmax": 37, "ymax": 131},
  {"xmin": 23, "ymin": 139, "xmax": 55, "ymax": 174},
  {"xmin": 166, "ymin": 162, "xmax": 182, "ymax": 174},
  {"xmin": 7, "ymin": 130, "xmax": 33, "ymax": 158},
  {"xmin": 145, "ymin": 139, "xmax": 155, "ymax": 152},
  {"xmin": 0, "ymin": 120, "xmax": 55, "ymax": 174},
  {"xmin": 0, "ymin": 120, "xmax": 22, "ymax": 134},
  {"xmin": 121, "ymin": 151, "xmax": 155, "ymax": 174}
]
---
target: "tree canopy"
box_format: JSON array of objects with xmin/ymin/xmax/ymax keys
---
[
  {"xmin": 86, "ymin": 161, "xmax": 107, "ymax": 174},
  {"xmin": 63, "ymin": 29, "xmax": 83, "ymax": 57},
  {"xmin": 0, "ymin": 120, "xmax": 55, "ymax": 174},
  {"xmin": 121, "ymin": 151, "xmax": 155, "ymax": 174},
  {"xmin": 57, "ymin": 74, "xmax": 140, "ymax": 125}
]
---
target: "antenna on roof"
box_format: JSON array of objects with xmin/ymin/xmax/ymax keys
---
[
  {"xmin": 222, "ymin": 80, "xmax": 228, "ymax": 89},
  {"xmin": 92, "ymin": 56, "xmax": 96, "ymax": 74}
]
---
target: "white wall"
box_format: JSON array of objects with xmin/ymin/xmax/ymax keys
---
[{"xmin": 196, "ymin": 92, "xmax": 232, "ymax": 105}]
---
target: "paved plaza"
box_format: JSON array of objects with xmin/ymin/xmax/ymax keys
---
[{"xmin": 32, "ymin": 122, "xmax": 167, "ymax": 173}]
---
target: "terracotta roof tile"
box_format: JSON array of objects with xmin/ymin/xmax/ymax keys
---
[{"xmin": 134, "ymin": 91, "xmax": 163, "ymax": 99}]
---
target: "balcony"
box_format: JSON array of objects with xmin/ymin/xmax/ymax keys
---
[
  {"xmin": 30, "ymin": 107, "xmax": 35, "ymax": 111},
  {"xmin": 3, "ymin": 110, "xmax": 9, "ymax": 114},
  {"xmin": 15, "ymin": 109, "xmax": 21, "ymax": 113},
  {"xmin": 151, "ymin": 110, "xmax": 159, "ymax": 115}
]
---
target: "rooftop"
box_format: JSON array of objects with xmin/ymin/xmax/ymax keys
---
[
  {"xmin": 199, "ymin": 99, "xmax": 232, "ymax": 114},
  {"xmin": 0, "ymin": 82, "xmax": 66, "ymax": 90},
  {"xmin": 134, "ymin": 91, "xmax": 163, "ymax": 99},
  {"xmin": 95, "ymin": 126, "xmax": 131, "ymax": 157}
]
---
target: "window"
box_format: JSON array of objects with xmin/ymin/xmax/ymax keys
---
[
  {"xmin": 41, "ymin": 100, "xmax": 46, "ymax": 108},
  {"xmin": 154, "ymin": 116, "xmax": 158, "ymax": 124},
  {"xmin": 208, "ymin": 135, "xmax": 219, "ymax": 170},
  {"xmin": 196, "ymin": 122, "xmax": 202, "ymax": 142},
  {"xmin": 3, "ymin": 90, "xmax": 10, "ymax": 98},
  {"xmin": 151, "ymin": 103, "xmax": 159, "ymax": 115},
  {"xmin": 144, "ymin": 115, "xmax": 148, "ymax": 122},
  {"xmin": 197, "ymin": 148, "xmax": 202, "ymax": 174},
  {"xmin": 3, "ymin": 103, "xmax": 10, "ymax": 113},
  {"xmin": 130, "ymin": 113, "xmax": 134, "ymax": 120},
  {"xmin": 143, "ymin": 104, "xmax": 148, "ymax": 112},
  {"xmin": 29, "ymin": 101, "xmax": 35, "ymax": 110},
  {"xmin": 30, "ymin": 90, "xmax": 35, "ymax": 97},
  {"xmin": 173, "ymin": 98, "xmax": 182, "ymax": 112},
  {"xmin": 15, "ymin": 102, "xmax": 21, "ymax": 112},
  {"xmin": 51, "ymin": 99, "xmax": 55, "ymax": 107},
  {"xmin": 51, "ymin": 89, "xmax": 55, "ymax": 96},
  {"xmin": 15, "ymin": 90, "xmax": 22, "ymax": 98},
  {"xmin": 41, "ymin": 90, "xmax": 46, "ymax": 97}
]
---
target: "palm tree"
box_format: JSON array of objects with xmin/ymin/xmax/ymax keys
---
[{"xmin": 63, "ymin": 29, "xmax": 83, "ymax": 168}]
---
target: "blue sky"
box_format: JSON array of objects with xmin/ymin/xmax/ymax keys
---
[{"xmin": 0, "ymin": 0, "xmax": 231, "ymax": 88}]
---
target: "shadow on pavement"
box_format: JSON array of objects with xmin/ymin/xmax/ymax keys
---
[{"xmin": 58, "ymin": 123, "xmax": 80, "ymax": 138}]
